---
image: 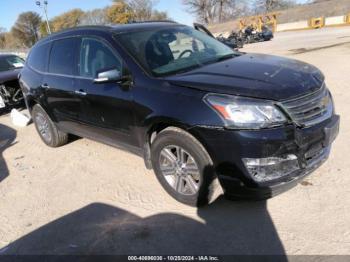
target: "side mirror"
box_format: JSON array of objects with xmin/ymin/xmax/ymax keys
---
[{"xmin": 94, "ymin": 68, "xmax": 122, "ymax": 84}]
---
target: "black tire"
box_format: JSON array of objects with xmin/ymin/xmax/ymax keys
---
[
  {"xmin": 32, "ymin": 104, "xmax": 68, "ymax": 147},
  {"xmin": 151, "ymin": 127, "xmax": 221, "ymax": 207}
]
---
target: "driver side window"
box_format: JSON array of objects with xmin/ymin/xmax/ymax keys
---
[{"xmin": 79, "ymin": 38, "xmax": 122, "ymax": 78}]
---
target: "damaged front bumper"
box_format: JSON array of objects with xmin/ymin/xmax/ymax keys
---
[
  {"xmin": 0, "ymin": 82, "xmax": 24, "ymax": 109},
  {"xmin": 192, "ymin": 114, "xmax": 340, "ymax": 200}
]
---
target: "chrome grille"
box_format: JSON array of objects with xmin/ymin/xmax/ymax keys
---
[{"xmin": 281, "ymin": 85, "xmax": 333, "ymax": 127}]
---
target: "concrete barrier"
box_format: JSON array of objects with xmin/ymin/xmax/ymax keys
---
[
  {"xmin": 277, "ymin": 15, "xmax": 349, "ymax": 32},
  {"xmin": 276, "ymin": 20, "xmax": 309, "ymax": 32},
  {"xmin": 325, "ymin": 16, "xmax": 346, "ymax": 26},
  {"xmin": 211, "ymin": 12, "xmax": 350, "ymax": 34}
]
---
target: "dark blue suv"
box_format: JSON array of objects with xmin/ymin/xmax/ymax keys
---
[{"xmin": 19, "ymin": 22, "xmax": 339, "ymax": 206}]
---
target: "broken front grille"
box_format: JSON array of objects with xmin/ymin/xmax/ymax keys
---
[{"xmin": 281, "ymin": 84, "xmax": 333, "ymax": 127}]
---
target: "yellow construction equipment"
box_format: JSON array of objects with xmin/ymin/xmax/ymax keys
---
[
  {"xmin": 239, "ymin": 13, "xmax": 279, "ymax": 32},
  {"xmin": 310, "ymin": 17, "xmax": 325, "ymax": 29}
]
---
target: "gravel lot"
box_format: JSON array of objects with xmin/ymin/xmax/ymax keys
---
[{"xmin": 0, "ymin": 27, "xmax": 350, "ymax": 255}]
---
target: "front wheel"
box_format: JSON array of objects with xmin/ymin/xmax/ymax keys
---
[{"xmin": 151, "ymin": 127, "xmax": 221, "ymax": 207}]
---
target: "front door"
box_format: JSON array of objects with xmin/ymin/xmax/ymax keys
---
[{"xmin": 76, "ymin": 37, "xmax": 137, "ymax": 148}]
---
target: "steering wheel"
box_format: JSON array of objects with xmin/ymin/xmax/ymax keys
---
[{"xmin": 178, "ymin": 49, "xmax": 193, "ymax": 58}]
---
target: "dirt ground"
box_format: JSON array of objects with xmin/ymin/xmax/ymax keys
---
[{"xmin": 0, "ymin": 27, "xmax": 350, "ymax": 255}]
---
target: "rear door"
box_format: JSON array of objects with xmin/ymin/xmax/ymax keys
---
[
  {"xmin": 20, "ymin": 42, "xmax": 50, "ymax": 111},
  {"xmin": 76, "ymin": 37, "xmax": 137, "ymax": 148},
  {"xmin": 43, "ymin": 37, "xmax": 82, "ymax": 131}
]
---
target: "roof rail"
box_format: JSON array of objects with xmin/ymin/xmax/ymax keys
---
[
  {"xmin": 127, "ymin": 20, "xmax": 177, "ymax": 24},
  {"xmin": 51, "ymin": 25, "xmax": 112, "ymax": 34},
  {"xmin": 33, "ymin": 25, "xmax": 113, "ymax": 46},
  {"xmin": 35, "ymin": 21, "xmax": 179, "ymax": 45}
]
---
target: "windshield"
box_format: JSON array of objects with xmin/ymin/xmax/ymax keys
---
[
  {"xmin": 116, "ymin": 26, "xmax": 237, "ymax": 76},
  {"xmin": 0, "ymin": 55, "xmax": 25, "ymax": 72}
]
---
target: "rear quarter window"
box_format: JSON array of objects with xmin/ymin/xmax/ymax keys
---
[{"xmin": 27, "ymin": 42, "xmax": 51, "ymax": 72}]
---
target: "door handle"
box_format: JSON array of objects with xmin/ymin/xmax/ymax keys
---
[{"xmin": 74, "ymin": 90, "xmax": 87, "ymax": 96}]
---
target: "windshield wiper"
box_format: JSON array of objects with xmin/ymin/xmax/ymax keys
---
[
  {"xmin": 216, "ymin": 53, "xmax": 237, "ymax": 62},
  {"xmin": 201, "ymin": 53, "xmax": 237, "ymax": 67},
  {"xmin": 155, "ymin": 54, "xmax": 237, "ymax": 77},
  {"xmin": 155, "ymin": 63, "xmax": 204, "ymax": 76}
]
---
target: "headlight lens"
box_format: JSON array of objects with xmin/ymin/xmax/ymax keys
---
[{"xmin": 205, "ymin": 94, "xmax": 287, "ymax": 129}]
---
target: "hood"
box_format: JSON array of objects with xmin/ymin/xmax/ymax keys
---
[
  {"xmin": 166, "ymin": 53, "xmax": 324, "ymax": 101},
  {"xmin": 0, "ymin": 69, "xmax": 21, "ymax": 84}
]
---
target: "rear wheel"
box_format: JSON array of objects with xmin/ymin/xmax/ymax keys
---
[
  {"xmin": 32, "ymin": 104, "xmax": 68, "ymax": 147},
  {"xmin": 151, "ymin": 127, "xmax": 221, "ymax": 207}
]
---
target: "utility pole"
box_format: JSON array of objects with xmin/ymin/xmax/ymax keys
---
[{"xmin": 36, "ymin": 0, "xmax": 51, "ymax": 34}]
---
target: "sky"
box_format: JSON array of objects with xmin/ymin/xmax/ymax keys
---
[
  {"xmin": 0, "ymin": 0, "xmax": 308, "ymax": 31},
  {"xmin": 0, "ymin": 0, "xmax": 194, "ymax": 31}
]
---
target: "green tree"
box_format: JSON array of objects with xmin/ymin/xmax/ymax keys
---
[
  {"xmin": 124, "ymin": 0, "xmax": 154, "ymax": 21},
  {"xmin": 107, "ymin": 1, "xmax": 134, "ymax": 24},
  {"xmin": 2, "ymin": 31, "xmax": 23, "ymax": 49},
  {"xmin": 39, "ymin": 21, "xmax": 53, "ymax": 37},
  {"xmin": 111, "ymin": 0, "xmax": 169, "ymax": 22},
  {"xmin": 183, "ymin": 0, "xmax": 251, "ymax": 24},
  {"xmin": 182, "ymin": 0, "xmax": 217, "ymax": 24},
  {"xmin": 80, "ymin": 8, "xmax": 109, "ymax": 25},
  {"xmin": 0, "ymin": 27, "xmax": 6, "ymax": 49},
  {"xmin": 151, "ymin": 10, "xmax": 169, "ymax": 20},
  {"xmin": 50, "ymin": 9, "xmax": 85, "ymax": 32},
  {"xmin": 254, "ymin": 0, "xmax": 297, "ymax": 13},
  {"xmin": 11, "ymin": 11, "xmax": 41, "ymax": 48}
]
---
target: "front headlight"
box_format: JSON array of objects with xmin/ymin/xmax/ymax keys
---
[{"xmin": 205, "ymin": 94, "xmax": 287, "ymax": 129}]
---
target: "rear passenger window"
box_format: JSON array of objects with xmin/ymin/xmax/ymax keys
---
[
  {"xmin": 79, "ymin": 38, "xmax": 122, "ymax": 78},
  {"xmin": 28, "ymin": 42, "xmax": 50, "ymax": 72},
  {"xmin": 49, "ymin": 38, "xmax": 78, "ymax": 75}
]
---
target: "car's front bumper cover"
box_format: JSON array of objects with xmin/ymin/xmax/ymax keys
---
[
  {"xmin": 191, "ymin": 114, "xmax": 340, "ymax": 199},
  {"xmin": 220, "ymin": 145, "xmax": 331, "ymax": 200}
]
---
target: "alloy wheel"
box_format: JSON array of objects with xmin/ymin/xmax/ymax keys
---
[
  {"xmin": 35, "ymin": 112, "xmax": 52, "ymax": 143},
  {"xmin": 159, "ymin": 145, "xmax": 201, "ymax": 196}
]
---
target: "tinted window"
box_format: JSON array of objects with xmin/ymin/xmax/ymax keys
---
[
  {"xmin": 79, "ymin": 38, "xmax": 122, "ymax": 78},
  {"xmin": 28, "ymin": 43, "xmax": 50, "ymax": 72},
  {"xmin": 49, "ymin": 38, "xmax": 78, "ymax": 75}
]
